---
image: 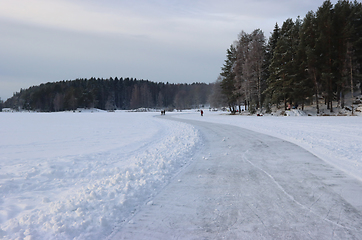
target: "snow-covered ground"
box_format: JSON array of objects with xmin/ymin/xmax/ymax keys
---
[
  {"xmin": 0, "ymin": 110, "xmax": 361, "ymax": 239},
  {"xmin": 0, "ymin": 111, "xmax": 200, "ymax": 239}
]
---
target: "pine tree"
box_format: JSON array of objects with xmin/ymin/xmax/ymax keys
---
[
  {"xmin": 333, "ymin": 0, "xmax": 355, "ymax": 107},
  {"xmin": 300, "ymin": 11, "xmax": 321, "ymax": 113},
  {"xmin": 266, "ymin": 19, "xmax": 296, "ymax": 109},
  {"xmin": 316, "ymin": 0, "xmax": 336, "ymax": 112},
  {"xmin": 263, "ymin": 23, "xmax": 280, "ymax": 110},
  {"xmin": 291, "ymin": 17, "xmax": 311, "ymax": 110},
  {"xmin": 264, "ymin": 23, "xmax": 280, "ymax": 85},
  {"xmin": 220, "ymin": 45, "xmax": 238, "ymax": 112},
  {"xmin": 352, "ymin": 1, "xmax": 362, "ymax": 95},
  {"xmin": 234, "ymin": 31, "xmax": 251, "ymax": 111}
]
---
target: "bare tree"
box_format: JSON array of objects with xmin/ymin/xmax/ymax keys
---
[
  {"xmin": 248, "ymin": 29, "xmax": 265, "ymax": 109},
  {"xmin": 234, "ymin": 29, "xmax": 265, "ymax": 112},
  {"xmin": 209, "ymin": 76, "xmax": 227, "ymax": 108}
]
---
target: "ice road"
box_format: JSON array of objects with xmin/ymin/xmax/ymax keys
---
[{"xmin": 109, "ymin": 115, "xmax": 362, "ymax": 240}]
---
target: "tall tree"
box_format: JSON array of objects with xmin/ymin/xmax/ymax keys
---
[
  {"xmin": 291, "ymin": 16, "xmax": 311, "ymax": 109},
  {"xmin": 264, "ymin": 24, "xmax": 280, "ymax": 85},
  {"xmin": 266, "ymin": 18, "xmax": 296, "ymax": 109},
  {"xmin": 220, "ymin": 45, "xmax": 238, "ymax": 112},
  {"xmin": 233, "ymin": 29, "xmax": 266, "ymax": 112},
  {"xmin": 316, "ymin": 0, "xmax": 336, "ymax": 112},
  {"xmin": 247, "ymin": 29, "xmax": 266, "ymax": 110},
  {"xmin": 300, "ymin": 11, "xmax": 321, "ymax": 113},
  {"xmin": 352, "ymin": 1, "xmax": 362, "ymax": 95},
  {"xmin": 234, "ymin": 31, "xmax": 251, "ymax": 111},
  {"xmin": 333, "ymin": 0, "xmax": 355, "ymax": 107},
  {"xmin": 140, "ymin": 83, "xmax": 153, "ymax": 108},
  {"xmin": 0, "ymin": 98, "xmax": 3, "ymax": 111},
  {"xmin": 263, "ymin": 23, "xmax": 280, "ymax": 110},
  {"xmin": 209, "ymin": 76, "xmax": 228, "ymax": 108}
]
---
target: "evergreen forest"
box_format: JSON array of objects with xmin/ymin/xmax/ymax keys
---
[
  {"xmin": 214, "ymin": 0, "xmax": 362, "ymax": 114},
  {"xmin": 4, "ymin": 78, "xmax": 212, "ymax": 112}
]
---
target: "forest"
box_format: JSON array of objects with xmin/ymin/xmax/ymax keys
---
[
  {"xmin": 212, "ymin": 0, "xmax": 362, "ymax": 114},
  {"xmin": 4, "ymin": 77, "xmax": 212, "ymax": 112}
]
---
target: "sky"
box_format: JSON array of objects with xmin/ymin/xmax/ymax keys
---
[{"xmin": 0, "ymin": 0, "xmax": 338, "ymax": 100}]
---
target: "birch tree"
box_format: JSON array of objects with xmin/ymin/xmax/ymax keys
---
[{"xmin": 248, "ymin": 29, "xmax": 266, "ymax": 110}]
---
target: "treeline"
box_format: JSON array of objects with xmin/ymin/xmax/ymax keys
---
[
  {"xmin": 214, "ymin": 0, "xmax": 362, "ymax": 113},
  {"xmin": 4, "ymin": 77, "xmax": 212, "ymax": 112}
]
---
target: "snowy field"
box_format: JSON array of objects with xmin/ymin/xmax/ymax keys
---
[
  {"xmin": 0, "ymin": 111, "xmax": 200, "ymax": 239},
  {"xmin": 1, "ymin": 110, "xmax": 361, "ymax": 239}
]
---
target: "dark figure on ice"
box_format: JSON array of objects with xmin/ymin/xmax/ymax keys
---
[
  {"xmin": 161, "ymin": 110, "xmax": 165, "ymax": 115},
  {"xmin": 201, "ymin": 110, "xmax": 203, "ymax": 116}
]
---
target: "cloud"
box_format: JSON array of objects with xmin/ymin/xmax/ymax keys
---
[
  {"xmin": 0, "ymin": 0, "xmax": 336, "ymax": 38},
  {"xmin": 0, "ymin": 17, "xmax": 223, "ymax": 98},
  {"xmin": 0, "ymin": 0, "xmax": 339, "ymax": 100},
  {"xmin": 0, "ymin": 0, "xmax": 122, "ymax": 33},
  {"xmin": 0, "ymin": 0, "xmax": 243, "ymax": 44}
]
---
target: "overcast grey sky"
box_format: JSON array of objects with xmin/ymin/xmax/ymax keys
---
[{"xmin": 0, "ymin": 0, "xmax": 337, "ymax": 100}]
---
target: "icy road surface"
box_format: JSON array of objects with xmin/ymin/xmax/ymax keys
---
[{"xmin": 109, "ymin": 115, "xmax": 362, "ymax": 239}]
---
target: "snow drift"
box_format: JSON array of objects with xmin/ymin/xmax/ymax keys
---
[{"xmin": 0, "ymin": 111, "xmax": 200, "ymax": 239}]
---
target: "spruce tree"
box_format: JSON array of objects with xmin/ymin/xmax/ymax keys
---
[
  {"xmin": 266, "ymin": 19, "xmax": 296, "ymax": 109},
  {"xmin": 263, "ymin": 23, "xmax": 280, "ymax": 109},
  {"xmin": 220, "ymin": 45, "xmax": 238, "ymax": 112},
  {"xmin": 292, "ymin": 17, "xmax": 312, "ymax": 110}
]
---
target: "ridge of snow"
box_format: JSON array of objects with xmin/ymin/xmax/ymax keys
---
[{"xmin": 0, "ymin": 112, "xmax": 200, "ymax": 239}]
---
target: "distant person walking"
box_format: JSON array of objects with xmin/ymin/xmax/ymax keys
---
[{"xmin": 201, "ymin": 110, "xmax": 203, "ymax": 116}]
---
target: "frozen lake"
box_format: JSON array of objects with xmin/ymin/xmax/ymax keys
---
[{"xmin": 1, "ymin": 110, "xmax": 361, "ymax": 239}]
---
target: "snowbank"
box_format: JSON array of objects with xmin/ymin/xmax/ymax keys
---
[
  {"xmin": 0, "ymin": 112, "xmax": 200, "ymax": 239},
  {"xmin": 284, "ymin": 109, "xmax": 308, "ymax": 116}
]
